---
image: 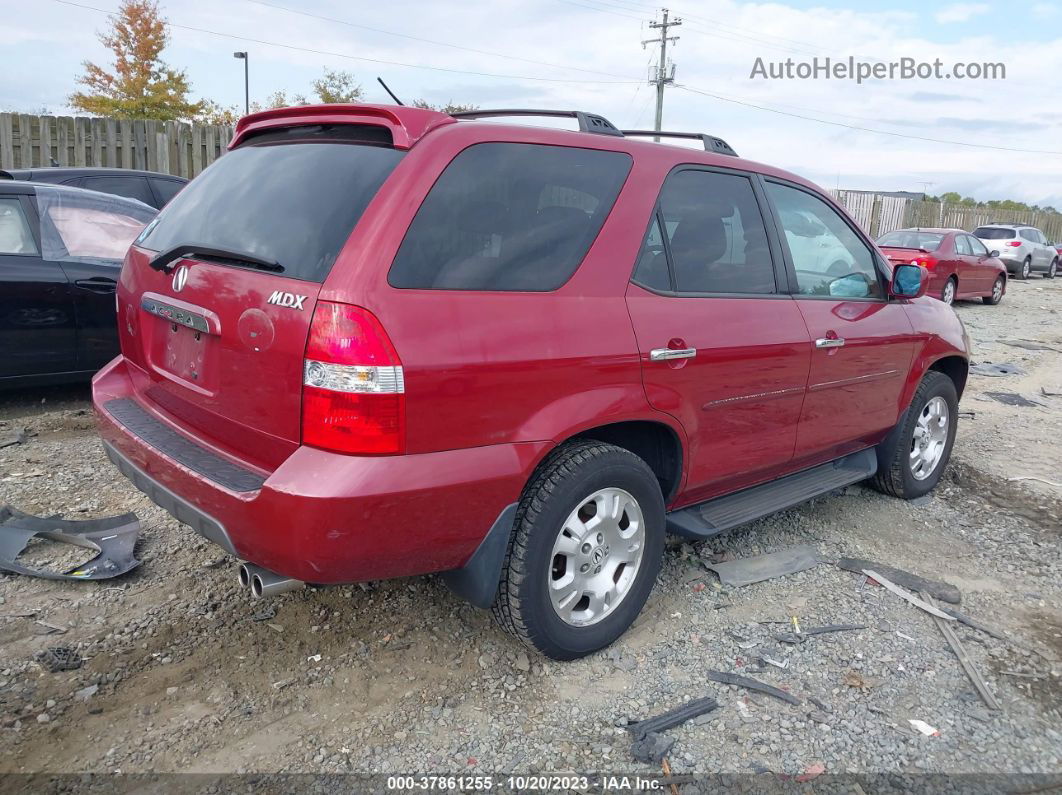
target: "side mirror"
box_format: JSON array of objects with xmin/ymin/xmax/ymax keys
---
[
  {"xmin": 989, "ymin": 250, "xmax": 1000, "ymax": 258},
  {"xmin": 889, "ymin": 263, "xmax": 928, "ymax": 299}
]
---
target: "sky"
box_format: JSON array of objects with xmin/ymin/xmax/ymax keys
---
[{"xmin": 2, "ymin": 0, "xmax": 1061, "ymax": 207}]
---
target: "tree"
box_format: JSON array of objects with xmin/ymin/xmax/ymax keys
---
[
  {"xmin": 412, "ymin": 99, "xmax": 479, "ymax": 114},
  {"xmin": 311, "ymin": 69, "xmax": 362, "ymax": 104},
  {"xmin": 70, "ymin": 1, "xmax": 203, "ymax": 120},
  {"xmin": 939, "ymin": 191, "xmax": 962, "ymax": 204}
]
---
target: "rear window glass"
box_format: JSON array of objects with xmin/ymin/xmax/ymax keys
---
[
  {"xmin": 138, "ymin": 127, "xmax": 404, "ymax": 282},
  {"xmin": 876, "ymin": 230, "xmax": 943, "ymax": 251},
  {"xmin": 974, "ymin": 227, "xmax": 1015, "ymax": 239},
  {"xmin": 388, "ymin": 143, "xmax": 632, "ymax": 291}
]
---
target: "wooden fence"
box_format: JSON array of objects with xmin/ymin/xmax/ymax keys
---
[
  {"xmin": 832, "ymin": 188, "xmax": 1062, "ymax": 242},
  {"xmin": 0, "ymin": 113, "xmax": 235, "ymax": 178}
]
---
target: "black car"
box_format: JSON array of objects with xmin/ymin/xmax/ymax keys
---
[
  {"xmin": 0, "ymin": 167, "xmax": 187, "ymax": 210},
  {"xmin": 0, "ymin": 180, "xmax": 156, "ymax": 386}
]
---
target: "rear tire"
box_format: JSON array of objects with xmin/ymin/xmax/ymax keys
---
[
  {"xmin": 1018, "ymin": 257, "xmax": 1032, "ymax": 279},
  {"xmin": 492, "ymin": 441, "xmax": 665, "ymax": 660},
  {"xmin": 941, "ymin": 278, "xmax": 956, "ymax": 306},
  {"xmin": 982, "ymin": 276, "xmax": 1004, "ymax": 305},
  {"xmin": 870, "ymin": 371, "xmax": 958, "ymax": 500},
  {"xmin": 1046, "ymin": 259, "xmax": 1058, "ymax": 279}
]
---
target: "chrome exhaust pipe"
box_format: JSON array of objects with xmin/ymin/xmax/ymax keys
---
[{"xmin": 240, "ymin": 562, "xmax": 304, "ymax": 598}]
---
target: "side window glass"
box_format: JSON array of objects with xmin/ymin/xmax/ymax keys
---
[
  {"xmin": 150, "ymin": 178, "xmax": 184, "ymax": 206},
  {"xmin": 766, "ymin": 182, "xmax": 881, "ymax": 299},
  {"xmin": 967, "ymin": 236, "xmax": 988, "ymax": 257},
  {"xmin": 656, "ymin": 170, "xmax": 775, "ymax": 294},
  {"xmin": 0, "ymin": 198, "xmax": 38, "ymax": 255},
  {"xmin": 81, "ymin": 175, "xmax": 155, "ymax": 207},
  {"xmin": 954, "ymin": 235, "xmax": 971, "ymax": 255},
  {"xmin": 632, "ymin": 215, "xmax": 670, "ymax": 291},
  {"xmin": 1019, "ymin": 229, "xmax": 1035, "ymax": 242}
]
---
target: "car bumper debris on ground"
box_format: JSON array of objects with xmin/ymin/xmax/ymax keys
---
[{"xmin": 0, "ymin": 280, "xmax": 1060, "ymax": 781}]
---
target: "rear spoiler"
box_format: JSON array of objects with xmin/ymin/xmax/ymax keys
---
[{"xmin": 230, "ymin": 104, "xmax": 455, "ymax": 151}]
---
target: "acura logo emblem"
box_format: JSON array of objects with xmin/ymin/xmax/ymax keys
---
[{"xmin": 172, "ymin": 266, "xmax": 189, "ymax": 293}]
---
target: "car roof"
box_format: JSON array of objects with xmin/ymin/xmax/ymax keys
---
[
  {"xmin": 886, "ymin": 227, "xmax": 959, "ymax": 235},
  {"xmin": 0, "ymin": 167, "xmax": 187, "ymax": 182},
  {"xmin": 974, "ymin": 224, "xmax": 1019, "ymax": 230},
  {"xmin": 230, "ymin": 103, "xmax": 827, "ymax": 196}
]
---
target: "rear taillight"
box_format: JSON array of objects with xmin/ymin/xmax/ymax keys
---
[
  {"xmin": 910, "ymin": 257, "xmax": 936, "ymax": 268},
  {"xmin": 301, "ymin": 301, "xmax": 404, "ymax": 455},
  {"xmin": 1008, "ymin": 241, "xmax": 1022, "ymax": 247}
]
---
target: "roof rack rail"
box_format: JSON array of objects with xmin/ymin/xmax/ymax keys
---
[
  {"xmin": 621, "ymin": 130, "xmax": 738, "ymax": 157},
  {"xmin": 450, "ymin": 109, "xmax": 623, "ymax": 137}
]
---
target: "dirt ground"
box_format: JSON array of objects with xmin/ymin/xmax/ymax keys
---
[{"xmin": 0, "ymin": 277, "xmax": 1060, "ymax": 782}]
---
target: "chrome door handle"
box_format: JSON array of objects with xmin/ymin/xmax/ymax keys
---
[
  {"xmin": 815, "ymin": 337, "xmax": 845, "ymax": 348},
  {"xmin": 650, "ymin": 347, "xmax": 697, "ymax": 361}
]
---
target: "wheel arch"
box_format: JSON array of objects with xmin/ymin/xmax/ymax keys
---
[
  {"xmin": 569, "ymin": 419, "xmax": 685, "ymax": 503},
  {"xmin": 927, "ymin": 354, "xmax": 968, "ymax": 401}
]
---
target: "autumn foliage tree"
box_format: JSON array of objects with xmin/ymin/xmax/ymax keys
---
[{"xmin": 70, "ymin": 0, "xmax": 203, "ymax": 120}]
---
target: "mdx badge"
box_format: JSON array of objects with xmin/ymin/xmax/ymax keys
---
[
  {"xmin": 267, "ymin": 290, "xmax": 307, "ymax": 310},
  {"xmin": 171, "ymin": 265, "xmax": 189, "ymax": 292}
]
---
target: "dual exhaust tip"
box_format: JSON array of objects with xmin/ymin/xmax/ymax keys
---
[{"xmin": 238, "ymin": 561, "xmax": 304, "ymax": 599}]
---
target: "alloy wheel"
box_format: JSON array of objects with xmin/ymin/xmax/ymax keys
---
[
  {"xmin": 548, "ymin": 487, "xmax": 645, "ymax": 627},
  {"xmin": 942, "ymin": 280, "xmax": 955, "ymax": 305},
  {"xmin": 910, "ymin": 396, "xmax": 949, "ymax": 481}
]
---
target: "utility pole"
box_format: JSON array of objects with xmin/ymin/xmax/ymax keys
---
[
  {"xmin": 233, "ymin": 51, "xmax": 249, "ymax": 115},
  {"xmin": 643, "ymin": 8, "xmax": 681, "ymax": 140}
]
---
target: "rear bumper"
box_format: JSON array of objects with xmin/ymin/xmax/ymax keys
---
[{"xmin": 93, "ymin": 357, "xmax": 548, "ymax": 584}]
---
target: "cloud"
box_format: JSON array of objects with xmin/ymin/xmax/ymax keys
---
[
  {"xmin": 1032, "ymin": 3, "xmax": 1059, "ymax": 19},
  {"xmin": 934, "ymin": 3, "xmax": 990, "ymax": 23},
  {"xmin": 909, "ymin": 91, "xmax": 967, "ymax": 103}
]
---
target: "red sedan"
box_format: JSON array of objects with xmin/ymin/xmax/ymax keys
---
[{"xmin": 877, "ymin": 228, "xmax": 1007, "ymax": 306}]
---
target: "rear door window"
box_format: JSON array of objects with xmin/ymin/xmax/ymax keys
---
[
  {"xmin": 635, "ymin": 169, "xmax": 776, "ymax": 294},
  {"xmin": 954, "ymin": 235, "xmax": 971, "ymax": 255},
  {"xmin": 81, "ymin": 175, "xmax": 155, "ymax": 206},
  {"xmin": 36, "ymin": 186, "xmax": 156, "ymax": 264},
  {"xmin": 138, "ymin": 126, "xmax": 405, "ymax": 282},
  {"xmin": 388, "ymin": 143, "xmax": 631, "ymax": 291}
]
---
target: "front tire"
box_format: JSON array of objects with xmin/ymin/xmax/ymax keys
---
[
  {"xmin": 982, "ymin": 275, "xmax": 1004, "ymax": 305},
  {"xmin": 492, "ymin": 441, "xmax": 665, "ymax": 660},
  {"xmin": 871, "ymin": 371, "xmax": 958, "ymax": 500}
]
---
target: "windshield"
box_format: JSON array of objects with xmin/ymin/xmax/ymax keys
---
[
  {"xmin": 138, "ymin": 131, "xmax": 404, "ymax": 282},
  {"xmin": 876, "ymin": 230, "xmax": 944, "ymax": 251},
  {"xmin": 973, "ymin": 227, "xmax": 1016, "ymax": 240}
]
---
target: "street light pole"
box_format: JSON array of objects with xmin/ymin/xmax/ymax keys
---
[{"xmin": 233, "ymin": 52, "xmax": 249, "ymax": 115}]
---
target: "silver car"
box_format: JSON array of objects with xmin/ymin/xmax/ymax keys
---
[{"xmin": 972, "ymin": 224, "xmax": 1058, "ymax": 279}]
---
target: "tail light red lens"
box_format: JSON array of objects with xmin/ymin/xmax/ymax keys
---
[
  {"xmin": 301, "ymin": 301, "xmax": 404, "ymax": 455},
  {"xmin": 910, "ymin": 257, "xmax": 936, "ymax": 268},
  {"xmin": 1007, "ymin": 241, "xmax": 1022, "ymax": 247}
]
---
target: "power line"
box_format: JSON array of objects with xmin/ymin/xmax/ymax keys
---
[
  {"xmin": 676, "ymin": 84, "xmax": 1062, "ymax": 155},
  {"xmin": 49, "ymin": 0, "xmax": 641, "ymax": 85},
  {"xmin": 243, "ymin": 0, "xmax": 636, "ymax": 81}
]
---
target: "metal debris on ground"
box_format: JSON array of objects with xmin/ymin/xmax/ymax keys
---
[
  {"xmin": 775, "ymin": 623, "xmax": 867, "ymax": 644},
  {"xmin": 909, "ymin": 719, "xmax": 940, "ymax": 737},
  {"xmin": 922, "ymin": 591, "xmax": 1001, "ymax": 711},
  {"xmin": 706, "ymin": 671, "xmax": 801, "ymax": 705},
  {"xmin": 0, "ymin": 427, "xmax": 30, "ymax": 448},
  {"xmin": 704, "ymin": 545, "xmax": 822, "ymax": 587},
  {"xmin": 0, "ymin": 505, "xmax": 140, "ymax": 581},
  {"xmin": 983, "ymin": 392, "xmax": 1046, "ymax": 408},
  {"xmin": 837, "ymin": 558, "xmax": 961, "ymax": 604},
  {"xmin": 936, "ymin": 606, "xmax": 1006, "ymax": 640},
  {"xmin": 969, "ymin": 362, "xmax": 1026, "ymax": 377},
  {"xmin": 626, "ymin": 696, "xmax": 720, "ymax": 740},
  {"xmin": 862, "ymin": 569, "xmax": 956, "ymax": 621},
  {"xmin": 759, "ymin": 655, "xmax": 789, "ymax": 669},
  {"xmin": 35, "ymin": 647, "xmax": 82, "ymax": 672}
]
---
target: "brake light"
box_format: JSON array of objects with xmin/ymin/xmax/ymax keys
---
[
  {"xmin": 301, "ymin": 301, "xmax": 404, "ymax": 455},
  {"xmin": 910, "ymin": 257, "xmax": 936, "ymax": 268},
  {"xmin": 1007, "ymin": 241, "xmax": 1022, "ymax": 247}
]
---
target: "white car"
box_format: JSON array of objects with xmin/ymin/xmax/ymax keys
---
[{"xmin": 973, "ymin": 224, "xmax": 1058, "ymax": 279}]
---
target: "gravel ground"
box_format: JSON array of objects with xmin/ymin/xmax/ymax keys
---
[{"xmin": 0, "ymin": 279, "xmax": 1060, "ymax": 783}]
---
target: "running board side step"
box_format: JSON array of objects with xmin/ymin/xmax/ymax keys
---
[{"xmin": 666, "ymin": 448, "xmax": 877, "ymax": 539}]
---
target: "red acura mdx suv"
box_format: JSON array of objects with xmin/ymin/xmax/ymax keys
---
[{"xmin": 93, "ymin": 104, "xmax": 969, "ymax": 659}]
